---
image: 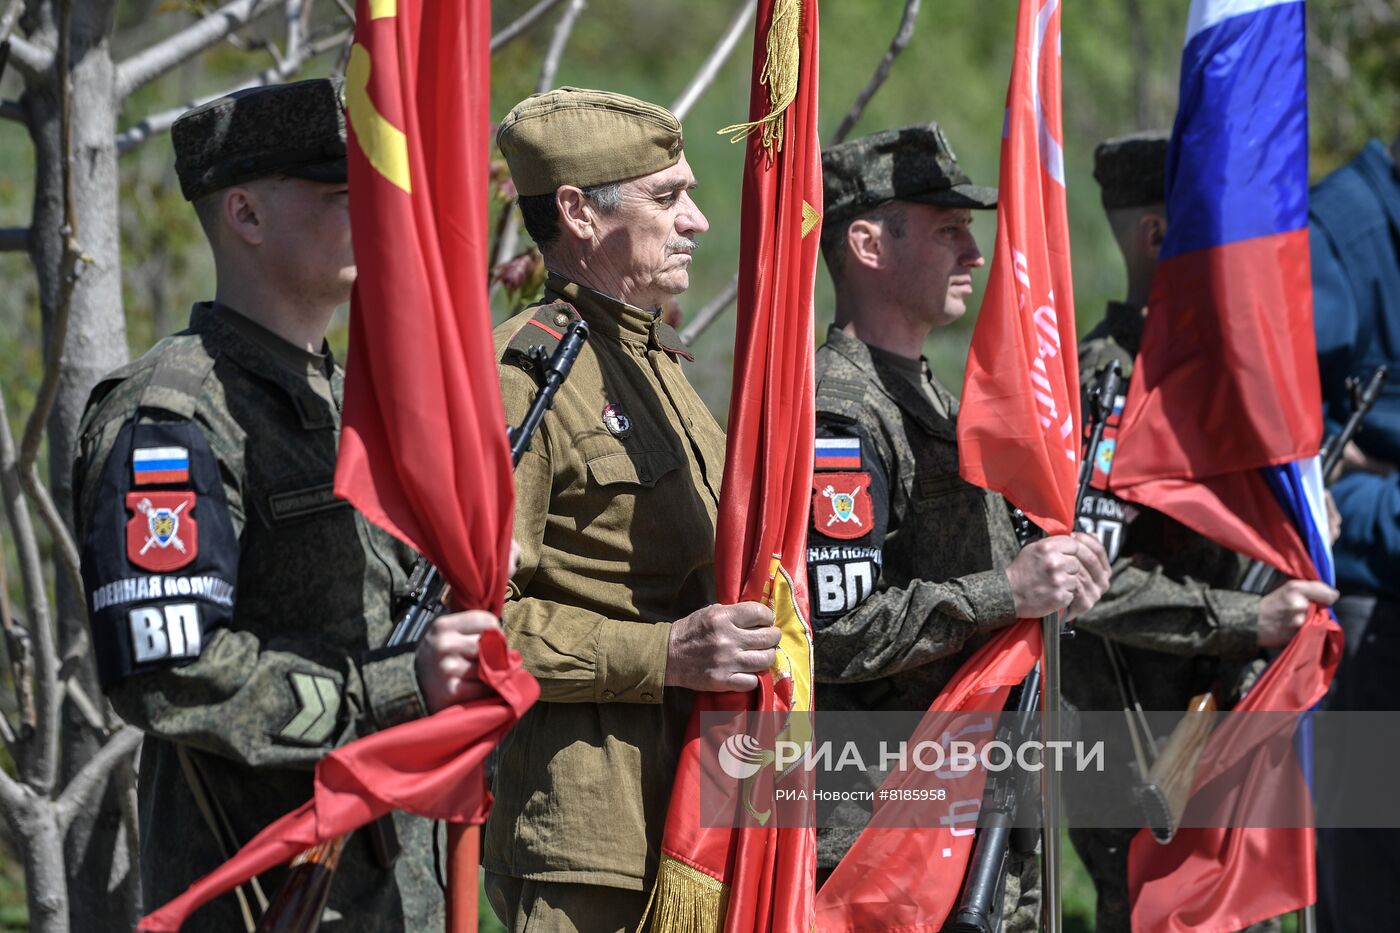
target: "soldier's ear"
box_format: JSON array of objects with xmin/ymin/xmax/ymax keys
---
[
  {"xmin": 556, "ymin": 186, "xmax": 594, "ymax": 242},
  {"xmin": 223, "ymin": 186, "xmax": 266, "ymax": 247},
  {"xmin": 1142, "ymin": 211, "xmax": 1167, "ymax": 261},
  {"xmin": 846, "ymin": 218, "xmax": 884, "ymax": 271}
]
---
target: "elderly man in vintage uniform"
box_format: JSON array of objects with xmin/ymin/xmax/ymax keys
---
[
  {"xmin": 483, "ymin": 87, "xmax": 780, "ymax": 933},
  {"xmin": 1063, "ymin": 131, "xmax": 1336, "ymax": 933},
  {"xmin": 73, "ymin": 79, "xmax": 498, "ymax": 931},
  {"xmin": 804, "ymin": 123, "xmax": 1113, "ymax": 930}
]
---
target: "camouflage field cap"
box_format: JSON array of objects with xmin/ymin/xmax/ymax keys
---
[
  {"xmin": 497, "ymin": 86, "xmax": 684, "ymax": 197},
  {"xmin": 172, "ymin": 78, "xmax": 347, "ymax": 202},
  {"xmin": 822, "ymin": 123, "xmax": 997, "ymax": 226},
  {"xmin": 1094, "ymin": 130, "xmax": 1170, "ymax": 209}
]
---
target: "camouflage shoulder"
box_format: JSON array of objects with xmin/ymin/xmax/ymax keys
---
[
  {"xmin": 1077, "ymin": 332, "xmax": 1134, "ymax": 386},
  {"xmin": 814, "ymin": 349, "xmax": 872, "ymax": 425},
  {"xmin": 79, "ymin": 333, "xmax": 218, "ymax": 438},
  {"xmin": 493, "ymin": 300, "xmax": 583, "ymax": 375}
]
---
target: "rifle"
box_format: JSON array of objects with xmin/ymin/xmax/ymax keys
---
[
  {"xmin": 945, "ymin": 361, "xmax": 1123, "ymax": 933},
  {"xmin": 1135, "ymin": 364, "xmax": 1386, "ymax": 844},
  {"xmin": 256, "ymin": 318, "xmax": 590, "ymax": 933}
]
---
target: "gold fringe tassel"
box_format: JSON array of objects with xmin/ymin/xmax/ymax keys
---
[
  {"xmin": 638, "ymin": 856, "xmax": 728, "ymax": 933},
  {"xmin": 717, "ymin": 0, "xmax": 803, "ymax": 154}
]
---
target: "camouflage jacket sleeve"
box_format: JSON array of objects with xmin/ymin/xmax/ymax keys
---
[
  {"xmin": 498, "ymin": 366, "xmax": 670, "ymax": 705},
  {"xmin": 808, "ymin": 416, "xmax": 1017, "ymax": 685},
  {"xmin": 76, "ymin": 408, "xmax": 424, "ymax": 772},
  {"xmin": 1072, "ymin": 551, "xmax": 1260, "ymax": 659}
]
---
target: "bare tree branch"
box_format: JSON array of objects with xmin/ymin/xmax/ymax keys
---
[
  {"xmin": 537, "ymin": 0, "xmax": 585, "ymax": 94},
  {"xmin": 3, "ymin": 33, "xmax": 49, "ymax": 79},
  {"xmin": 828, "ymin": 0, "xmax": 920, "ymax": 145},
  {"xmin": 679, "ymin": 275, "xmax": 739, "ymax": 346},
  {"xmin": 0, "ymin": 227, "xmax": 27, "ymax": 251},
  {"xmin": 491, "ymin": 0, "xmax": 566, "ymax": 52},
  {"xmin": 116, "ymin": 24, "xmax": 352, "ymax": 154},
  {"xmin": 55, "ymin": 726, "xmax": 141, "ymax": 833},
  {"xmin": 0, "ymin": 766, "xmax": 29, "ymax": 830},
  {"xmin": 670, "ymin": 0, "xmax": 755, "ymax": 122},
  {"xmin": 115, "ymin": 0, "xmax": 281, "ymax": 99},
  {"xmin": 0, "ymin": 532, "xmax": 34, "ymax": 750},
  {"xmin": 0, "ymin": 0, "xmax": 23, "ymax": 42},
  {"xmin": 0, "ymin": 386, "xmax": 59, "ymax": 796},
  {"xmin": 0, "ymin": 99, "xmax": 27, "ymax": 124}
]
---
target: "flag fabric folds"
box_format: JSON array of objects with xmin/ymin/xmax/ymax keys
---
[
  {"xmin": 957, "ymin": 0, "xmax": 1080, "ymax": 537},
  {"xmin": 814, "ymin": 621, "xmax": 1041, "ymax": 931},
  {"xmin": 644, "ymin": 0, "xmax": 821, "ymax": 930},
  {"xmin": 334, "ymin": 0, "xmax": 514, "ymax": 610},
  {"xmin": 140, "ymin": 1, "xmax": 526, "ymax": 928},
  {"xmin": 137, "ymin": 632, "xmax": 539, "ymax": 931},
  {"xmin": 817, "ymin": 2, "xmax": 1072, "ymax": 927},
  {"xmin": 1109, "ymin": 2, "xmax": 1343, "ymax": 929}
]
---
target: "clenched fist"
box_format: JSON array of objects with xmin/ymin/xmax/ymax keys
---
[
  {"xmin": 1005, "ymin": 532, "xmax": 1112, "ymax": 620},
  {"xmin": 666, "ymin": 601, "xmax": 780, "ymax": 693},
  {"xmin": 415, "ymin": 610, "xmax": 502, "ymax": 712},
  {"xmin": 1257, "ymin": 580, "xmax": 1339, "ymax": 648}
]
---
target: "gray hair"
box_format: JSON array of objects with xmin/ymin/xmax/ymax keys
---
[{"xmin": 518, "ymin": 180, "xmax": 622, "ymax": 248}]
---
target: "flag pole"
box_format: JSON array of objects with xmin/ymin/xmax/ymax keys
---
[
  {"xmin": 445, "ymin": 824, "xmax": 479, "ymax": 933},
  {"xmin": 1040, "ymin": 611, "xmax": 1064, "ymax": 933}
]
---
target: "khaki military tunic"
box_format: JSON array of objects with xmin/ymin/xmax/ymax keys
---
[
  {"xmin": 808, "ymin": 326, "xmax": 1036, "ymax": 930},
  {"xmin": 74, "ymin": 303, "xmax": 440, "ymax": 931},
  {"xmin": 483, "ymin": 273, "xmax": 726, "ymax": 891},
  {"xmin": 1066, "ymin": 301, "xmax": 1265, "ymax": 933}
]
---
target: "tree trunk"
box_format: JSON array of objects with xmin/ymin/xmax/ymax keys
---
[
  {"xmin": 23, "ymin": 1, "xmax": 137, "ymax": 928},
  {"xmin": 13, "ymin": 796, "xmax": 71, "ymax": 933}
]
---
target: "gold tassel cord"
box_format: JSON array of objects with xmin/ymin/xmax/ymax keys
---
[
  {"xmin": 717, "ymin": 0, "xmax": 803, "ymax": 154},
  {"xmin": 639, "ymin": 857, "xmax": 728, "ymax": 933}
]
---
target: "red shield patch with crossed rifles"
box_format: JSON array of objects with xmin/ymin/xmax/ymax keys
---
[
  {"xmin": 125, "ymin": 492, "xmax": 199, "ymax": 572},
  {"xmin": 811, "ymin": 472, "xmax": 873, "ymax": 541}
]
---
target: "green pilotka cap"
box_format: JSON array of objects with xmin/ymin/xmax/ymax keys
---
[
  {"xmin": 497, "ymin": 86, "xmax": 685, "ymax": 197},
  {"xmin": 1094, "ymin": 130, "xmax": 1170, "ymax": 209},
  {"xmin": 822, "ymin": 122, "xmax": 998, "ymax": 227},
  {"xmin": 172, "ymin": 78, "xmax": 347, "ymax": 202}
]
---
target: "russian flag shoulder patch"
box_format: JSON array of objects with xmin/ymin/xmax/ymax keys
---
[
  {"xmin": 815, "ymin": 437, "xmax": 861, "ymax": 470},
  {"xmin": 133, "ymin": 446, "xmax": 191, "ymax": 485}
]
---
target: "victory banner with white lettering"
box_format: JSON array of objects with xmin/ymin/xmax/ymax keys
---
[{"xmin": 957, "ymin": 0, "xmax": 1080, "ymax": 536}]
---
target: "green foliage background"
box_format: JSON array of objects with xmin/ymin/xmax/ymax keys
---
[{"xmin": 0, "ymin": 0, "xmax": 1395, "ymax": 927}]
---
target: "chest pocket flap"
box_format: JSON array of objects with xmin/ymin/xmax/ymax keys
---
[{"xmin": 586, "ymin": 449, "xmax": 682, "ymax": 489}]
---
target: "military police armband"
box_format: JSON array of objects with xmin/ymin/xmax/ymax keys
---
[{"xmin": 81, "ymin": 419, "xmax": 239, "ymax": 689}]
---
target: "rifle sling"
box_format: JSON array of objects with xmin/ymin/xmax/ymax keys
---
[{"xmin": 176, "ymin": 744, "xmax": 271, "ymax": 931}]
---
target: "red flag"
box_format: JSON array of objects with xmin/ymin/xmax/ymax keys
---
[
  {"xmin": 644, "ymin": 0, "xmax": 820, "ymax": 930},
  {"xmin": 140, "ymin": 2, "xmax": 525, "ymax": 928},
  {"xmin": 335, "ymin": 0, "xmax": 514, "ymax": 610},
  {"xmin": 137, "ymin": 631, "xmax": 538, "ymax": 931},
  {"xmin": 957, "ymin": 0, "xmax": 1080, "ymax": 535},
  {"xmin": 814, "ymin": 622, "xmax": 1040, "ymax": 931}
]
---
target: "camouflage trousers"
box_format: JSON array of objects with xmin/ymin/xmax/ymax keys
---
[{"xmin": 1069, "ymin": 827, "xmax": 1280, "ymax": 933}]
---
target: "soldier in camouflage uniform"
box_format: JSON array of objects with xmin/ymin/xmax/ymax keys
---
[
  {"xmin": 73, "ymin": 80, "xmax": 501, "ymax": 931},
  {"xmin": 482, "ymin": 88, "xmax": 779, "ymax": 933},
  {"xmin": 1064, "ymin": 130, "xmax": 1339, "ymax": 933},
  {"xmin": 807, "ymin": 124, "xmax": 1113, "ymax": 930}
]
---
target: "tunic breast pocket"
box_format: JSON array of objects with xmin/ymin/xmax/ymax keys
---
[
  {"xmin": 580, "ymin": 448, "xmax": 685, "ymax": 546},
  {"xmin": 585, "ymin": 448, "xmax": 682, "ymax": 489}
]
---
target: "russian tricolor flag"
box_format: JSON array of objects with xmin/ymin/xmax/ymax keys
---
[
  {"xmin": 814, "ymin": 437, "xmax": 861, "ymax": 470},
  {"xmin": 133, "ymin": 446, "xmax": 190, "ymax": 485},
  {"xmin": 1109, "ymin": 2, "xmax": 1344, "ymax": 930}
]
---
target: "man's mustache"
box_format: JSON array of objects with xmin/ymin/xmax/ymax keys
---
[{"xmin": 666, "ymin": 237, "xmax": 698, "ymax": 255}]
